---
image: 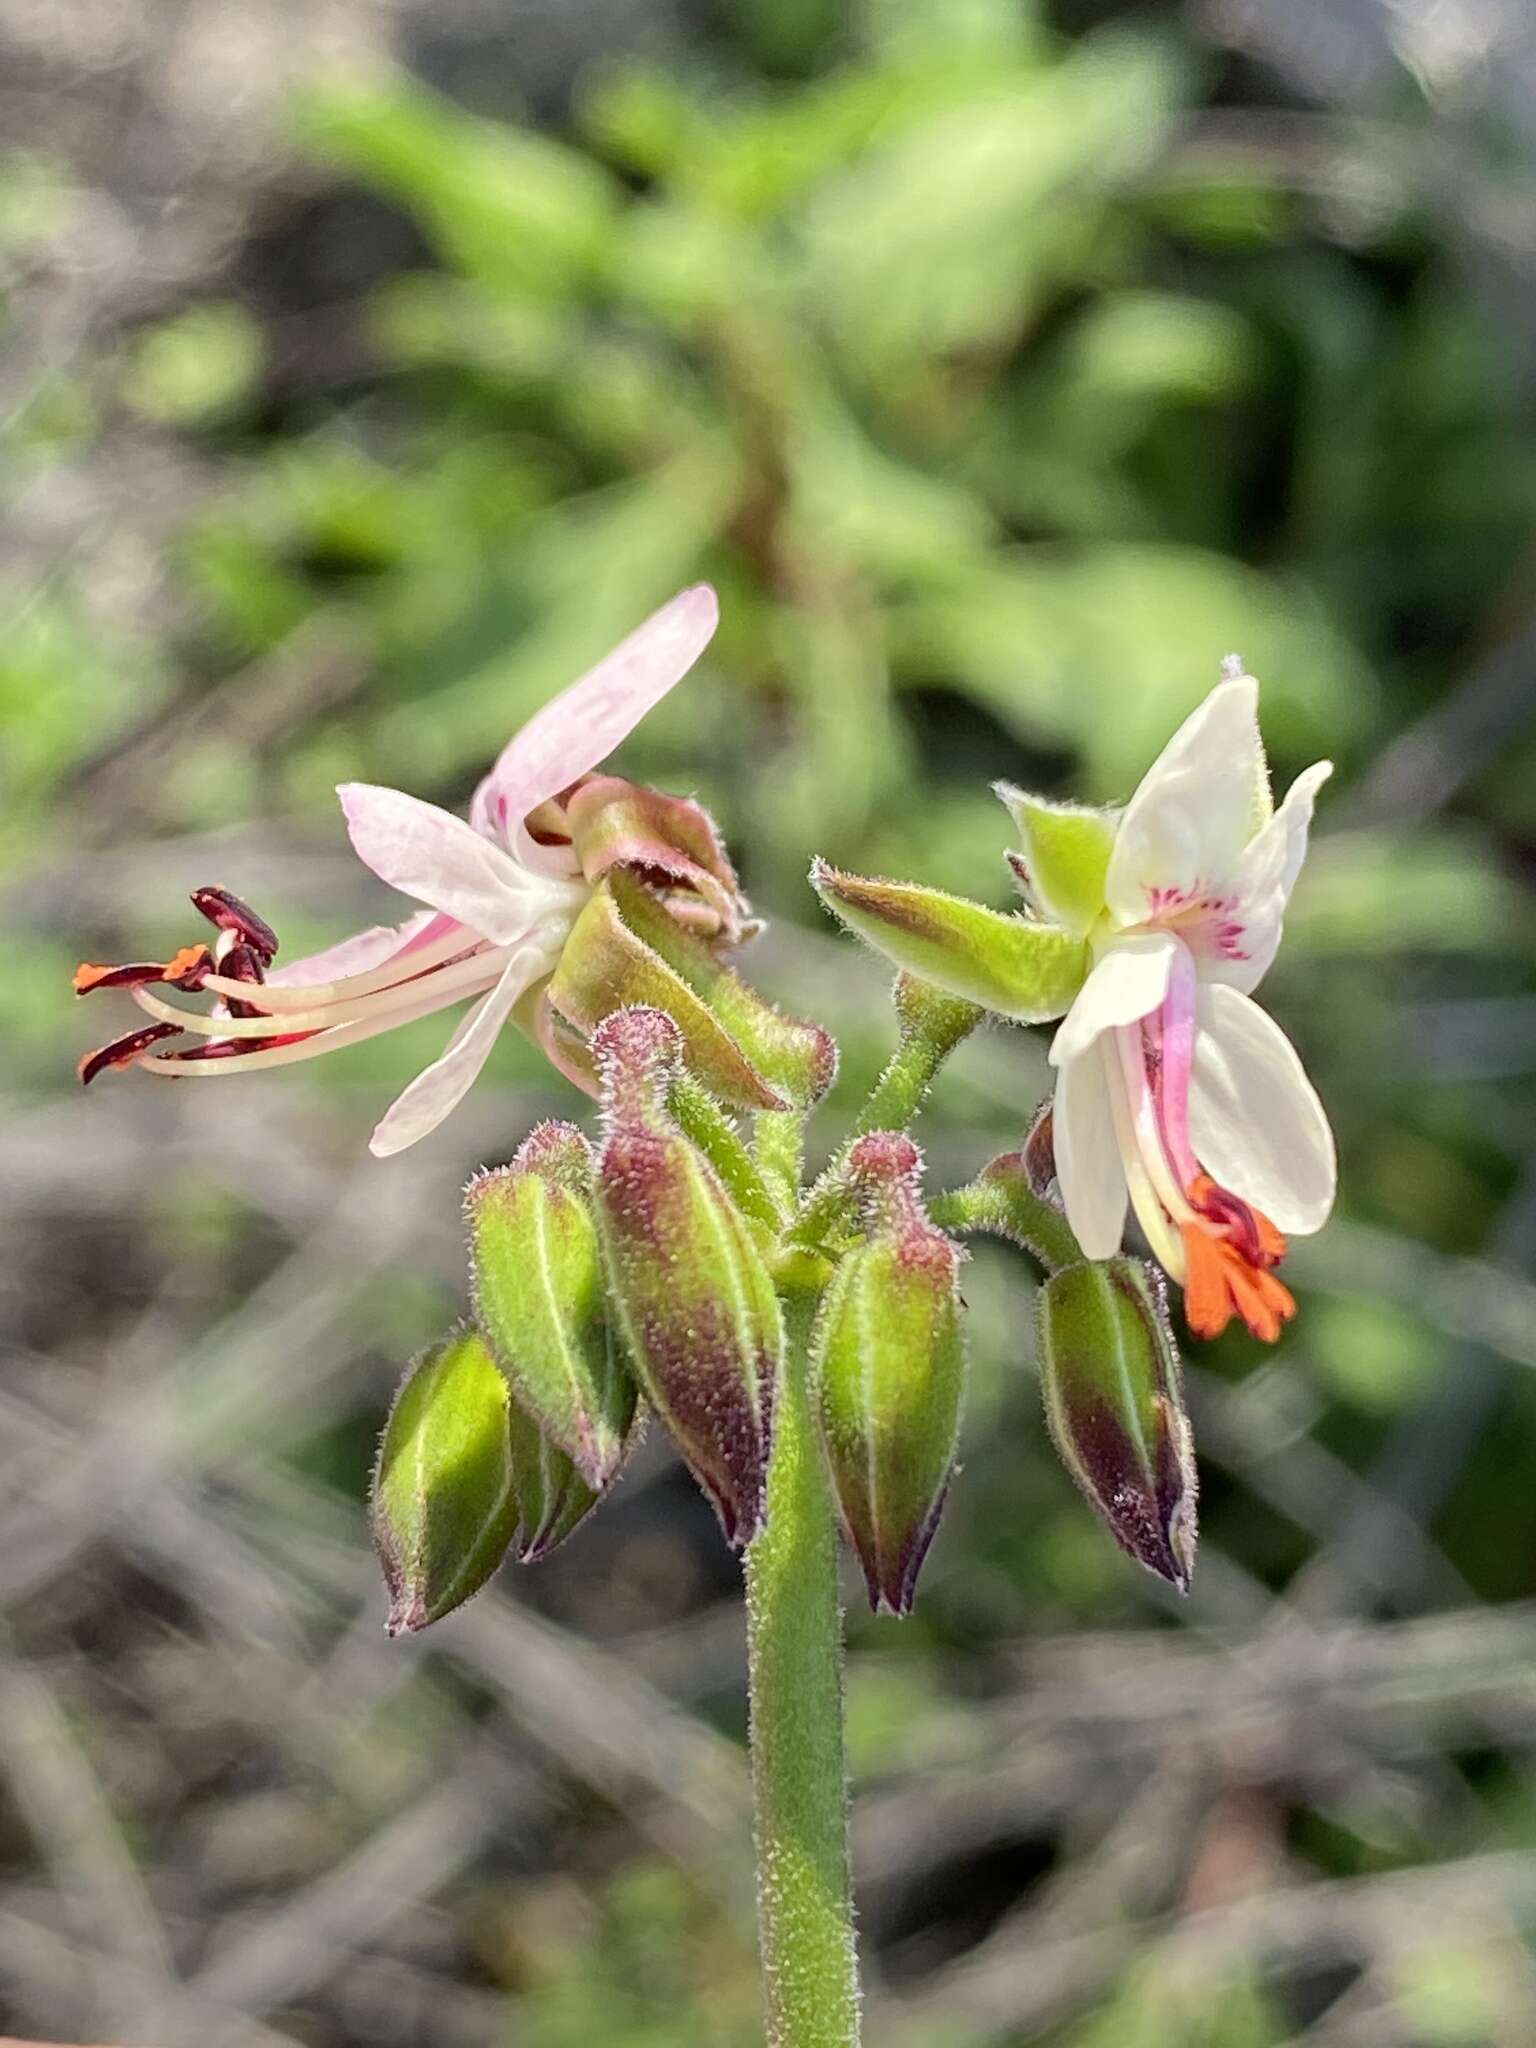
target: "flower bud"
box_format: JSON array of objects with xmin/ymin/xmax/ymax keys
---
[
  {"xmin": 505, "ymin": 1393, "xmax": 604, "ymax": 1562},
  {"xmin": 549, "ymin": 871, "xmax": 835, "ymax": 1112},
  {"xmin": 591, "ymin": 1007, "xmax": 781, "ymax": 1548},
  {"xmin": 467, "ymin": 1121, "xmax": 636, "ymax": 1489},
  {"xmin": 371, "ymin": 1325, "xmax": 521, "ymax": 1635},
  {"xmin": 1037, "ymin": 1258, "xmax": 1197, "ymax": 1592},
  {"xmin": 811, "ymin": 1132, "xmax": 966, "ymax": 1616},
  {"xmin": 810, "ymin": 861, "xmax": 1089, "ymax": 1023}
]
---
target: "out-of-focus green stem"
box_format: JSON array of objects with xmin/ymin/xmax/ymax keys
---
[{"xmin": 744, "ymin": 1288, "xmax": 860, "ymax": 2048}]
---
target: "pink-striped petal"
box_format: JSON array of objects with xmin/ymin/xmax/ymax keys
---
[
  {"xmin": 470, "ymin": 585, "xmax": 719, "ymax": 856},
  {"xmin": 338, "ymin": 784, "xmax": 575, "ymax": 945}
]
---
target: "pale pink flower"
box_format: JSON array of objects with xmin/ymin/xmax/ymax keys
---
[{"xmin": 76, "ymin": 586, "xmax": 719, "ymax": 1156}]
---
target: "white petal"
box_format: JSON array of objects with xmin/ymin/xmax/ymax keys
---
[
  {"xmin": 1189, "ymin": 983, "xmax": 1336, "ymax": 1234},
  {"xmin": 368, "ymin": 945, "xmax": 545, "ymax": 1157},
  {"xmin": 1209, "ymin": 759, "xmax": 1332, "ymax": 995},
  {"xmin": 338, "ymin": 784, "xmax": 564, "ymax": 945},
  {"xmin": 267, "ymin": 910, "xmax": 450, "ymax": 989},
  {"xmin": 471, "ymin": 584, "xmax": 719, "ymax": 854},
  {"xmin": 1105, "ymin": 676, "xmax": 1267, "ymax": 928},
  {"xmin": 1048, "ymin": 931, "xmax": 1177, "ymax": 1069},
  {"xmin": 1053, "ymin": 1051, "xmax": 1127, "ymax": 1258}
]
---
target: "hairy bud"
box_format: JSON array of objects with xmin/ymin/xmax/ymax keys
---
[
  {"xmin": 592, "ymin": 1007, "xmax": 781, "ymax": 1548},
  {"xmin": 811, "ymin": 1132, "xmax": 966, "ymax": 1615},
  {"xmin": 371, "ymin": 1325, "xmax": 521, "ymax": 1636},
  {"xmin": 1037, "ymin": 1258, "xmax": 1197, "ymax": 1592},
  {"xmin": 467, "ymin": 1121, "xmax": 636, "ymax": 1489}
]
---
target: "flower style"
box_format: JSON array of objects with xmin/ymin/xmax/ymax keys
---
[
  {"xmin": 1012, "ymin": 663, "xmax": 1336, "ymax": 1341},
  {"xmin": 75, "ymin": 585, "xmax": 721, "ymax": 1156}
]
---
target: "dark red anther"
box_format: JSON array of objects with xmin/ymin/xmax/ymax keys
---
[
  {"xmin": 74, "ymin": 944, "xmax": 211, "ymax": 998},
  {"xmin": 78, "ymin": 1022, "xmax": 183, "ymax": 1086},
  {"xmin": 217, "ymin": 940, "xmax": 268, "ymax": 1019},
  {"xmin": 190, "ymin": 886, "xmax": 280, "ymax": 963}
]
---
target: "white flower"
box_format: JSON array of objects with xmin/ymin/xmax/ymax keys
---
[
  {"xmin": 76, "ymin": 586, "xmax": 719, "ymax": 1157},
  {"xmin": 1009, "ymin": 663, "xmax": 1336, "ymax": 1340}
]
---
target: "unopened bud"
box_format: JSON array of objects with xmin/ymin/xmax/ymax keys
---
[
  {"xmin": 592, "ymin": 1007, "xmax": 781, "ymax": 1548},
  {"xmin": 812, "ymin": 1132, "xmax": 966, "ymax": 1616},
  {"xmin": 467, "ymin": 1121, "xmax": 636, "ymax": 1489},
  {"xmin": 1037, "ymin": 1258, "xmax": 1197, "ymax": 1592},
  {"xmin": 371, "ymin": 1325, "xmax": 521, "ymax": 1635},
  {"xmin": 810, "ymin": 861, "xmax": 1089, "ymax": 1023}
]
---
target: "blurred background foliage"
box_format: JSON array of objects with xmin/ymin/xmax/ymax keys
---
[{"xmin": 5, "ymin": 0, "xmax": 1536, "ymax": 2043}]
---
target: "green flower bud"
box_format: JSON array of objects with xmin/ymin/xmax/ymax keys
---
[
  {"xmin": 811, "ymin": 1132, "xmax": 966, "ymax": 1616},
  {"xmin": 810, "ymin": 860, "xmax": 1089, "ymax": 1023},
  {"xmin": 592, "ymin": 1007, "xmax": 782, "ymax": 1549},
  {"xmin": 505, "ymin": 1394, "xmax": 604, "ymax": 1562},
  {"xmin": 549, "ymin": 872, "xmax": 835, "ymax": 1114},
  {"xmin": 371, "ymin": 1324, "xmax": 521, "ymax": 1636},
  {"xmin": 467, "ymin": 1121, "xmax": 637, "ymax": 1489},
  {"xmin": 1037, "ymin": 1258, "xmax": 1197, "ymax": 1592}
]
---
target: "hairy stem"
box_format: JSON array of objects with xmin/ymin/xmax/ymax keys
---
[
  {"xmin": 745, "ymin": 1290, "xmax": 860, "ymax": 2048},
  {"xmin": 671, "ymin": 1072, "xmax": 781, "ymax": 1228},
  {"xmin": 790, "ymin": 979, "xmax": 982, "ymax": 1253},
  {"xmin": 930, "ymin": 1172, "xmax": 1082, "ymax": 1275}
]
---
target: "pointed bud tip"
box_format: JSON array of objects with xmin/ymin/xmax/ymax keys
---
[
  {"xmin": 847, "ymin": 1131, "xmax": 922, "ymax": 1183},
  {"xmin": 591, "ymin": 1004, "xmax": 683, "ymax": 1072}
]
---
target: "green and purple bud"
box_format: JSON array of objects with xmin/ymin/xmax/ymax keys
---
[
  {"xmin": 371, "ymin": 1324, "xmax": 522, "ymax": 1636},
  {"xmin": 811, "ymin": 1132, "xmax": 967, "ymax": 1616},
  {"xmin": 810, "ymin": 860, "xmax": 1089, "ymax": 1024},
  {"xmin": 591, "ymin": 1007, "xmax": 782, "ymax": 1548},
  {"xmin": 548, "ymin": 871, "xmax": 835, "ymax": 1112},
  {"xmin": 1037, "ymin": 1257, "xmax": 1198, "ymax": 1593},
  {"xmin": 466, "ymin": 1121, "xmax": 636, "ymax": 1489}
]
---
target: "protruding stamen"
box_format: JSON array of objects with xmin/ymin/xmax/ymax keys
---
[
  {"xmin": 74, "ymin": 945, "xmax": 211, "ymax": 997},
  {"xmin": 190, "ymin": 886, "xmax": 280, "ymax": 963},
  {"xmin": 78, "ymin": 1021, "xmax": 184, "ymax": 1085}
]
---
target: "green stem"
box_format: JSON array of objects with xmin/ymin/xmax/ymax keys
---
[
  {"xmin": 672, "ymin": 1073, "xmax": 781, "ymax": 1230},
  {"xmin": 789, "ymin": 980, "xmax": 982, "ymax": 1253},
  {"xmin": 745, "ymin": 1290, "xmax": 860, "ymax": 2048},
  {"xmin": 930, "ymin": 1172, "xmax": 1082, "ymax": 1275}
]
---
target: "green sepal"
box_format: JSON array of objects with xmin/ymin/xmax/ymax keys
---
[
  {"xmin": 371, "ymin": 1324, "xmax": 521, "ymax": 1635},
  {"xmin": 1037, "ymin": 1258, "xmax": 1196, "ymax": 1592},
  {"xmin": 548, "ymin": 873, "xmax": 835, "ymax": 1111},
  {"xmin": 467, "ymin": 1121, "xmax": 637, "ymax": 1489},
  {"xmin": 994, "ymin": 784, "xmax": 1117, "ymax": 936},
  {"xmin": 811, "ymin": 861, "xmax": 1089, "ymax": 1022},
  {"xmin": 505, "ymin": 1395, "xmax": 605, "ymax": 1562}
]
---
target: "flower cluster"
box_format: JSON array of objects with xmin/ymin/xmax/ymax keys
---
[{"xmin": 76, "ymin": 589, "xmax": 1336, "ymax": 1610}]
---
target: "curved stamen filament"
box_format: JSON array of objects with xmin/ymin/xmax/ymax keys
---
[
  {"xmin": 1099, "ymin": 1033, "xmax": 1186, "ymax": 1278},
  {"xmin": 199, "ymin": 924, "xmax": 481, "ymax": 1014},
  {"xmin": 135, "ymin": 982, "xmax": 484, "ymax": 1077},
  {"xmin": 130, "ymin": 943, "xmax": 517, "ymax": 1038}
]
